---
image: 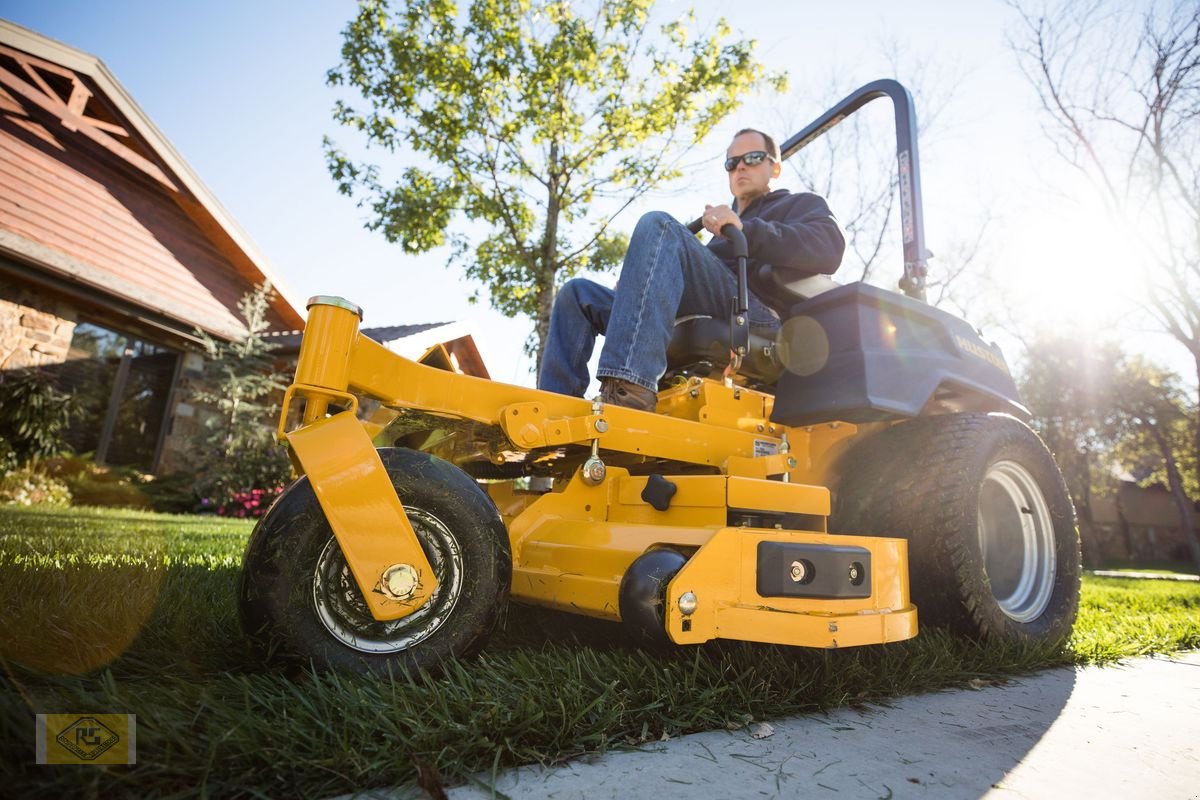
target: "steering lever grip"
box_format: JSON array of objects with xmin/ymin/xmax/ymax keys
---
[
  {"xmin": 684, "ymin": 217, "xmax": 751, "ymax": 365},
  {"xmin": 686, "ymin": 217, "xmax": 748, "ymax": 259}
]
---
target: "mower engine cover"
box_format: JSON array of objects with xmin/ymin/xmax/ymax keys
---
[{"xmin": 770, "ymin": 282, "xmax": 1025, "ymax": 426}]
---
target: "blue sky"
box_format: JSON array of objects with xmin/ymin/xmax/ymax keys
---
[{"xmin": 2, "ymin": 0, "xmax": 1185, "ymax": 386}]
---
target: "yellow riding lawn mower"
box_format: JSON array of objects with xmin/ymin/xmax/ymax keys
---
[{"xmin": 239, "ymin": 80, "xmax": 1080, "ymax": 675}]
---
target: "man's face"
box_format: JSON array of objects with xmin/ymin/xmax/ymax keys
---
[{"xmin": 726, "ymin": 132, "xmax": 780, "ymax": 203}]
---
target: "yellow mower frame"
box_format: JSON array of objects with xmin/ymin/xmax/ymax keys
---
[
  {"xmin": 240, "ymin": 79, "xmax": 1081, "ymax": 674},
  {"xmin": 276, "ymin": 298, "xmax": 916, "ymax": 651}
]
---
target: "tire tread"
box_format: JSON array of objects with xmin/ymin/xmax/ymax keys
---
[{"xmin": 832, "ymin": 413, "xmax": 1080, "ymax": 645}]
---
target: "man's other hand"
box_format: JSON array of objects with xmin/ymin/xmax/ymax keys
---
[{"xmin": 702, "ymin": 204, "xmax": 742, "ymax": 236}]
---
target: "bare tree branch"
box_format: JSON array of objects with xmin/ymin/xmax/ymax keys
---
[{"xmin": 1010, "ymin": 0, "xmax": 1200, "ymax": 511}]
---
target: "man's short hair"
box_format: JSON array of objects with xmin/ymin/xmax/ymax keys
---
[{"xmin": 733, "ymin": 128, "xmax": 781, "ymax": 162}]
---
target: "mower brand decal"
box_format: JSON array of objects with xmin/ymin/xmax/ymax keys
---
[
  {"xmin": 754, "ymin": 440, "xmax": 779, "ymax": 458},
  {"xmin": 899, "ymin": 150, "xmax": 914, "ymax": 244},
  {"xmin": 36, "ymin": 714, "xmax": 135, "ymax": 764},
  {"xmin": 954, "ymin": 334, "xmax": 1010, "ymax": 374}
]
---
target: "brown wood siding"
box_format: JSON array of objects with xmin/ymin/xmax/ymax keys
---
[{"xmin": 0, "ymin": 107, "xmax": 290, "ymax": 337}]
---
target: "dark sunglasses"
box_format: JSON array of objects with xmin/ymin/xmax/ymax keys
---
[{"xmin": 724, "ymin": 150, "xmax": 775, "ymax": 171}]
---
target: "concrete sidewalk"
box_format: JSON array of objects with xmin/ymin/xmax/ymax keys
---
[
  {"xmin": 436, "ymin": 652, "xmax": 1200, "ymax": 799},
  {"xmin": 1089, "ymin": 569, "xmax": 1199, "ymax": 582}
]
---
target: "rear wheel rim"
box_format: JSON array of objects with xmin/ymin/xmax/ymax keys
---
[
  {"xmin": 312, "ymin": 507, "xmax": 464, "ymax": 653},
  {"xmin": 977, "ymin": 460, "xmax": 1056, "ymax": 623}
]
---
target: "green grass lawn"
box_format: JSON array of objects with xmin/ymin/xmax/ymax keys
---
[{"xmin": 3, "ymin": 504, "xmax": 1199, "ymax": 798}]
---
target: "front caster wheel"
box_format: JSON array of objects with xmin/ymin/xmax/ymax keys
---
[
  {"xmin": 619, "ymin": 548, "xmax": 688, "ymax": 647},
  {"xmin": 239, "ymin": 448, "xmax": 511, "ymax": 675}
]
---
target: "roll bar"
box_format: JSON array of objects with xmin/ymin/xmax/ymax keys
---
[
  {"xmin": 780, "ymin": 79, "xmax": 930, "ymax": 300},
  {"xmin": 684, "ymin": 79, "xmax": 928, "ymax": 369}
]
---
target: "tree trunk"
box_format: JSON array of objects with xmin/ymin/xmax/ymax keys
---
[
  {"xmin": 534, "ymin": 142, "xmax": 562, "ymax": 376},
  {"xmin": 1150, "ymin": 424, "xmax": 1200, "ymax": 573},
  {"xmin": 533, "ymin": 280, "xmax": 555, "ymax": 378},
  {"xmin": 1076, "ymin": 507, "xmax": 1103, "ymax": 568},
  {"xmin": 1076, "ymin": 446, "xmax": 1102, "ymax": 567},
  {"xmin": 1194, "ymin": 352, "xmax": 1200, "ymax": 500},
  {"xmin": 1115, "ymin": 502, "xmax": 1136, "ymax": 561}
]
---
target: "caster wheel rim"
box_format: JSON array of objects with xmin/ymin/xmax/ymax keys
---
[
  {"xmin": 312, "ymin": 507, "xmax": 464, "ymax": 653},
  {"xmin": 977, "ymin": 459, "xmax": 1057, "ymax": 623}
]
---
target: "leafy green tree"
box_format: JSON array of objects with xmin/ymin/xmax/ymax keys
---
[
  {"xmin": 1021, "ymin": 334, "xmax": 1200, "ymax": 570},
  {"xmin": 1109, "ymin": 355, "xmax": 1200, "ymax": 571},
  {"xmin": 194, "ymin": 283, "xmax": 292, "ymax": 511},
  {"xmin": 326, "ymin": 0, "xmax": 784, "ymax": 363}
]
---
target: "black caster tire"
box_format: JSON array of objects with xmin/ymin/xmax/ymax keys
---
[
  {"xmin": 239, "ymin": 448, "xmax": 511, "ymax": 675},
  {"xmin": 619, "ymin": 548, "xmax": 689, "ymax": 648}
]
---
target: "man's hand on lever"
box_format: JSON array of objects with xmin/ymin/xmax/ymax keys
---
[{"xmin": 702, "ymin": 204, "xmax": 741, "ymax": 236}]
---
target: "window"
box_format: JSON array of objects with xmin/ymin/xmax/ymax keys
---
[{"xmin": 56, "ymin": 321, "xmax": 179, "ymax": 472}]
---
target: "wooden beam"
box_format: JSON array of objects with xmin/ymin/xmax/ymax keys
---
[
  {"xmin": 0, "ymin": 83, "xmax": 28, "ymax": 116},
  {"xmin": 14, "ymin": 52, "xmax": 60, "ymax": 104},
  {"xmin": 78, "ymin": 114, "xmax": 128, "ymax": 137},
  {"xmin": 66, "ymin": 76, "xmax": 90, "ymax": 116},
  {"xmin": 1, "ymin": 45, "xmax": 81, "ymax": 81},
  {"xmin": 64, "ymin": 76, "xmax": 131, "ymax": 138},
  {"xmin": 0, "ymin": 62, "xmax": 178, "ymax": 193}
]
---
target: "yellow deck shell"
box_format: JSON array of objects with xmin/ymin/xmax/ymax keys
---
[{"xmin": 276, "ymin": 300, "xmax": 917, "ymax": 648}]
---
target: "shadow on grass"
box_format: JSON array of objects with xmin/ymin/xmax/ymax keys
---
[
  {"xmin": 0, "ymin": 559, "xmax": 253, "ymax": 678},
  {"xmin": 0, "ymin": 504, "xmax": 246, "ymax": 530},
  {"xmin": 444, "ymin": 656, "xmax": 1084, "ymax": 800},
  {"xmin": 0, "ymin": 556, "xmax": 1082, "ymax": 799}
]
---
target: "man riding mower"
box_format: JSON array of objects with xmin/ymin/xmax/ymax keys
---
[{"xmin": 238, "ymin": 80, "xmax": 1080, "ymax": 675}]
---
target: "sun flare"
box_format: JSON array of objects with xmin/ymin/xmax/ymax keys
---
[{"xmin": 1009, "ymin": 199, "xmax": 1155, "ymax": 332}]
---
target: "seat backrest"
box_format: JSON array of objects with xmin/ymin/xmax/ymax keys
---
[{"xmin": 750, "ymin": 264, "xmax": 841, "ymax": 318}]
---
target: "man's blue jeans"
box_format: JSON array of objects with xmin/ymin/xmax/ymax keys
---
[{"xmin": 539, "ymin": 211, "xmax": 777, "ymax": 396}]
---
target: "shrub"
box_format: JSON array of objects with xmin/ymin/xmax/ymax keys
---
[
  {"xmin": 0, "ymin": 368, "xmax": 80, "ymax": 466},
  {"xmin": 0, "ymin": 462, "xmax": 72, "ymax": 506},
  {"xmin": 139, "ymin": 470, "xmax": 202, "ymax": 514},
  {"xmin": 42, "ymin": 454, "xmax": 150, "ymax": 509},
  {"xmin": 0, "ymin": 438, "xmax": 17, "ymax": 475},
  {"xmin": 200, "ymin": 486, "xmax": 284, "ymax": 518}
]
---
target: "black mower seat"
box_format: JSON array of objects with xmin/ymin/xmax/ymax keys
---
[
  {"xmin": 663, "ymin": 272, "xmax": 842, "ymax": 387},
  {"xmin": 665, "ymin": 316, "xmax": 783, "ymax": 385}
]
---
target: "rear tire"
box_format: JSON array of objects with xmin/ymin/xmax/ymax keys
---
[
  {"xmin": 831, "ymin": 413, "xmax": 1080, "ymax": 646},
  {"xmin": 239, "ymin": 448, "xmax": 511, "ymax": 675}
]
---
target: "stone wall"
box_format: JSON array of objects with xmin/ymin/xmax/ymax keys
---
[{"xmin": 0, "ymin": 277, "xmax": 77, "ymax": 369}]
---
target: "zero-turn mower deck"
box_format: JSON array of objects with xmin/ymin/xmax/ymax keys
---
[
  {"xmin": 237, "ymin": 79, "xmax": 1079, "ymax": 676},
  {"xmin": 274, "ymin": 297, "xmax": 914, "ymax": 652}
]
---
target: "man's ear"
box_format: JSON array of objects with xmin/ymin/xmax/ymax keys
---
[{"xmin": 771, "ymin": 160, "xmax": 782, "ymax": 180}]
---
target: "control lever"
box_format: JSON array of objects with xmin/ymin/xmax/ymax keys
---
[{"xmin": 687, "ymin": 217, "xmax": 750, "ymax": 370}]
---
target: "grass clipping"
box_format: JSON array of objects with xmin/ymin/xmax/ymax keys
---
[{"xmin": 1, "ymin": 505, "xmax": 1198, "ymax": 797}]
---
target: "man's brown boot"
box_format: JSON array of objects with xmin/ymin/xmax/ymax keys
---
[{"xmin": 599, "ymin": 377, "xmax": 658, "ymax": 412}]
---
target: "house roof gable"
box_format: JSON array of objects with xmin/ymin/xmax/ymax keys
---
[{"xmin": 0, "ymin": 19, "xmax": 305, "ymax": 337}]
